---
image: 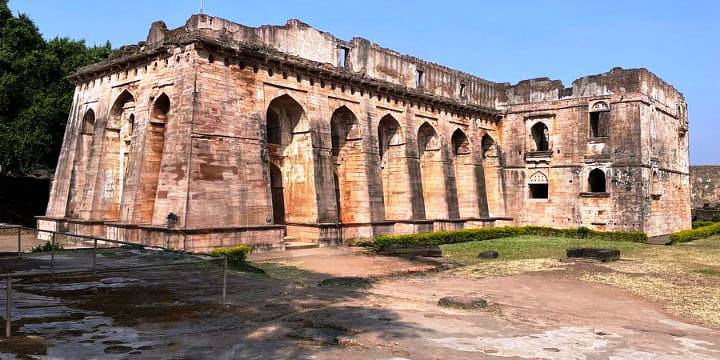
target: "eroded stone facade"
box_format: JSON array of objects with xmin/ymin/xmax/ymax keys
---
[{"xmin": 38, "ymin": 14, "xmax": 691, "ymax": 250}]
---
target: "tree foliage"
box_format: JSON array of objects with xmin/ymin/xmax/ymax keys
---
[{"xmin": 0, "ymin": 0, "xmax": 111, "ymax": 175}]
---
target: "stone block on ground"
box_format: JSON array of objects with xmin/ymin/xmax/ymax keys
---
[
  {"xmin": 478, "ymin": 250, "xmax": 499, "ymax": 259},
  {"xmin": 438, "ymin": 296, "xmax": 488, "ymax": 310},
  {"xmin": 566, "ymin": 247, "xmax": 620, "ymax": 262}
]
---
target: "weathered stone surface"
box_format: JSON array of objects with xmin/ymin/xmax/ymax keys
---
[
  {"xmin": 287, "ymin": 327, "xmax": 344, "ymax": 345},
  {"xmin": 438, "ymin": 296, "xmax": 488, "ymax": 310},
  {"xmin": 38, "ymin": 14, "xmax": 691, "ymax": 251},
  {"xmin": 478, "ymin": 250, "xmax": 499, "ymax": 259},
  {"xmin": 566, "ymin": 248, "xmax": 620, "ymax": 262}
]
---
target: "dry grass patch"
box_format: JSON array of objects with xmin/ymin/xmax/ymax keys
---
[{"xmin": 449, "ymin": 258, "xmax": 566, "ymax": 278}]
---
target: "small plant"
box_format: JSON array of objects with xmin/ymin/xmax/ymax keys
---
[
  {"xmin": 712, "ymin": 213, "xmax": 720, "ymax": 222},
  {"xmin": 210, "ymin": 245, "xmax": 253, "ymax": 266},
  {"xmin": 30, "ymin": 241, "xmax": 64, "ymax": 253},
  {"xmin": 576, "ymin": 226, "xmax": 590, "ymax": 238}
]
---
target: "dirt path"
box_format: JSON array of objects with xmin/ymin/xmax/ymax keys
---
[{"xmin": 1, "ymin": 248, "xmax": 719, "ymax": 359}]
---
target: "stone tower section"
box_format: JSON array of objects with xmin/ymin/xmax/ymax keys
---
[{"xmin": 38, "ymin": 14, "xmax": 690, "ymax": 250}]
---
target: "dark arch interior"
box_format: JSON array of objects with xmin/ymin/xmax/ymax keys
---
[
  {"xmin": 331, "ymin": 106, "xmax": 357, "ymax": 157},
  {"xmin": 588, "ymin": 168, "xmax": 606, "ymax": 193},
  {"xmin": 152, "ymin": 94, "xmax": 170, "ymax": 123},
  {"xmin": 266, "ymin": 95, "xmax": 304, "ymax": 147},
  {"xmin": 451, "ymin": 129, "xmax": 470, "ymax": 156},
  {"xmin": 531, "ymin": 122, "xmax": 549, "ymax": 151},
  {"xmin": 417, "ymin": 122, "xmax": 438, "ymax": 158},
  {"xmin": 481, "ymin": 134, "xmax": 495, "ymax": 158}
]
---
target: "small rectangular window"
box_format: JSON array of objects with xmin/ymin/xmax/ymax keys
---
[
  {"xmin": 459, "ymin": 83, "xmax": 466, "ymax": 96},
  {"xmin": 416, "ymin": 70, "xmax": 424, "ymax": 88},
  {"xmin": 589, "ymin": 112, "xmax": 609, "ymax": 138},
  {"xmin": 529, "ymin": 184, "xmax": 549, "ymax": 199},
  {"xmin": 338, "ymin": 46, "xmax": 349, "ymax": 68}
]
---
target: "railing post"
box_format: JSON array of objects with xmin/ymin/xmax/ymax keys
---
[
  {"xmin": 92, "ymin": 238, "xmax": 98, "ymax": 272},
  {"xmin": 16, "ymin": 227, "xmax": 21, "ymax": 257},
  {"xmin": 5, "ymin": 275, "xmax": 11, "ymax": 338},
  {"xmin": 222, "ymin": 256, "xmax": 228, "ymax": 306},
  {"xmin": 50, "ymin": 233, "xmax": 56, "ymax": 273}
]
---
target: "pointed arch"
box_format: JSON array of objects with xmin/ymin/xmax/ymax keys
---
[
  {"xmin": 265, "ymin": 94, "xmax": 316, "ymax": 225},
  {"xmin": 451, "ymin": 129, "xmax": 470, "ymax": 157},
  {"xmin": 378, "ymin": 114, "xmax": 402, "ymax": 160},
  {"xmin": 137, "ymin": 93, "xmax": 172, "ymax": 224},
  {"xmin": 417, "ymin": 122, "xmax": 448, "ymax": 219},
  {"xmin": 377, "ymin": 114, "xmax": 406, "ymax": 220},
  {"xmin": 330, "ymin": 106, "xmax": 364, "ymax": 223},
  {"xmin": 481, "ymin": 134, "xmax": 496, "ymax": 158}
]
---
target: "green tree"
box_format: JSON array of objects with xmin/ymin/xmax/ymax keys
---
[{"xmin": 0, "ymin": 0, "xmax": 111, "ymax": 175}]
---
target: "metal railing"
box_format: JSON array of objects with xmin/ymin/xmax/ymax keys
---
[{"xmin": 0, "ymin": 224, "xmax": 230, "ymax": 339}]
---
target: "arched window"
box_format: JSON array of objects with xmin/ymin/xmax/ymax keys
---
[
  {"xmin": 651, "ymin": 171, "xmax": 662, "ymax": 198},
  {"xmin": 531, "ymin": 122, "xmax": 549, "ymax": 151},
  {"xmin": 82, "ymin": 109, "xmax": 95, "ymax": 135},
  {"xmin": 588, "ymin": 168, "xmax": 606, "ymax": 193},
  {"xmin": 528, "ymin": 171, "xmax": 548, "ymax": 199}
]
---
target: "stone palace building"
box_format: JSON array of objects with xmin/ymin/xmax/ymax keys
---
[{"xmin": 38, "ymin": 14, "xmax": 691, "ymax": 250}]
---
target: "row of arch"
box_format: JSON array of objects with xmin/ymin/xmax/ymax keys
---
[
  {"xmin": 264, "ymin": 94, "xmax": 497, "ymax": 225},
  {"xmin": 67, "ymin": 90, "xmax": 171, "ymax": 223}
]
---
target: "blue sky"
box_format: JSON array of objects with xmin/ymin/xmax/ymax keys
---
[{"xmin": 9, "ymin": 0, "xmax": 719, "ymax": 164}]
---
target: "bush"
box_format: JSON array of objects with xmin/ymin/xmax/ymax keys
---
[
  {"xmin": 713, "ymin": 213, "xmax": 720, "ymax": 222},
  {"xmin": 374, "ymin": 226, "xmax": 647, "ymax": 251},
  {"xmin": 669, "ymin": 222, "xmax": 720, "ymax": 244},
  {"xmin": 692, "ymin": 220, "xmax": 715, "ymax": 229},
  {"xmin": 30, "ymin": 241, "xmax": 64, "ymax": 253},
  {"xmin": 210, "ymin": 245, "xmax": 253, "ymax": 265}
]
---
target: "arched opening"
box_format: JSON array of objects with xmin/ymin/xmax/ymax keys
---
[
  {"xmin": 451, "ymin": 129, "xmax": 477, "ymax": 218},
  {"xmin": 330, "ymin": 106, "xmax": 363, "ymax": 223},
  {"xmin": 531, "ymin": 122, "xmax": 549, "ymax": 151},
  {"xmin": 138, "ymin": 93, "xmax": 171, "ymax": 224},
  {"xmin": 417, "ymin": 122, "xmax": 447, "ymax": 219},
  {"xmin": 265, "ymin": 95, "xmax": 315, "ymax": 224},
  {"xmin": 378, "ymin": 115, "xmax": 404, "ymax": 219},
  {"xmin": 269, "ymin": 163, "xmax": 285, "ymax": 224},
  {"xmin": 82, "ymin": 109, "xmax": 95, "ymax": 135},
  {"xmin": 481, "ymin": 134, "xmax": 496, "ymax": 158},
  {"xmin": 99, "ymin": 90, "xmax": 135, "ymax": 220},
  {"xmin": 528, "ymin": 171, "xmax": 548, "ymax": 199},
  {"xmin": 67, "ymin": 109, "xmax": 97, "ymax": 217},
  {"xmin": 588, "ymin": 168, "xmax": 606, "ymax": 193}
]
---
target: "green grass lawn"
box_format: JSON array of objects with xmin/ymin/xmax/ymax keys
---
[{"xmin": 441, "ymin": 235, "xmax": 648, "ymax": 265}]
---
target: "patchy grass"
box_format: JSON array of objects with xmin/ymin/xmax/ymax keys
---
[
  {"xmin": 441, "ymin": 235, "xmax": 647, "ymax": 265},
  {"xmin": 443, "ymin": 234, "xmax": 720, "ymax": 329},
  {"xmin": 252, "ymin": 261, "xmax": 322, "ymax": 286}
]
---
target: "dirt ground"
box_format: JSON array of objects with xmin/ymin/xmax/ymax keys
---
[{"xmin": 1, "ymin": 246, "xmax": 719, "ymax": 359}]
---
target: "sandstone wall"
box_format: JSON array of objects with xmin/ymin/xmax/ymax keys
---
[{"xmin": 690, "ymin": 166, "xmax": 720, "ymax": 208}]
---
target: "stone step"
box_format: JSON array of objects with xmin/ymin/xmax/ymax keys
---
[{"xmin": 284, "ymin": 241, "xmax": 320, "ymax": 250}]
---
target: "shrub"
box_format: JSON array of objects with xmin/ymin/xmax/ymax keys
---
[
  {"xmin": 210, "ymin": 245, "xmax": 253, "ymax": 265},
  {"xmin": 713, "ymin": 213, "xmax": 720, "ymax": 222},
  {"xmin": 374, "ymin": 226, "xmax": 647, "ymax": 251},
  {"xmin": 692, "ymin": 220, "xmax": 715, "ymax": 229},
  {"xmin": 30, "ymin": 241, "xmax": 64, "ymax": 253},
  {"xmin": 669, "ymin": 222, "xmax": 720, "ymax": 244}
]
